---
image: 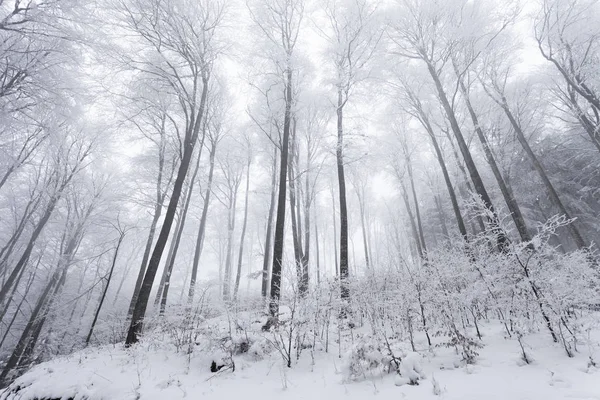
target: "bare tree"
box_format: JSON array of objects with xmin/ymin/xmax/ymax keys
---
[
  {"xmin": 318, "ymin": 0, "xmax": 383, "ymax": 308},
  {"xmin": 121, "ymin": 0, "xmax": 225, "ymax": 345}
]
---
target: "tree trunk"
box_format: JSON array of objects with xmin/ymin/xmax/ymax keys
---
[
  {"xmin": 188, "ymin": 141, "xmax": 217, "ymax": 302},
  {"xmin": 406, "ymin": 160, "xmax": 427, "ymax": 254},
  {"xmin": 159, "ymin": 147, "xmax": 203, "ymax": 313},
  {"xmin": 261, "ymin": 147, "xmax": 277, "ymax": 298},
  {"xmin": 336, "ymin": 88, "xmax": 350, "ymax": 306},
  {"xmin": 86, "ymin": 230, "xmax": 126, "ymax": 345},
  {"xmin": 425, "ymin": 60, "xmax": 507, "ymax": 250},
  {"xmin": 126, "ymin": 77, "xmax": 209, "ymax": 346},
  {"xmin": 127, "ymin": 200, "xmax": 164, "ymax": 319},
  {"xmin": 233, "ymin": 160, "xmax": 251, "ymax": 301},
  {"xmin": 500, "ymin": 99, "xmax": 587, "ymax": 249},
  {"xmin": 330, "ymin": 184, "xmax": 339, "ymax": 277},
  {"xmin": 222, "ymin": 182, "xmax": 239, "ymax": 302},
  {"xmin": 288, "ymin": 124, "xmax": 305, "ymax": 295},
  {"xmin": 456, "ymin": 74, "xmax": 532, "ymax": 243}
]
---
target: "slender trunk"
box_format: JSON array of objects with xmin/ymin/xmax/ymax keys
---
[
  {"xmin": 442, "ymin": 127, "xmax": 486, "ymax": 234},
  {"xmin": 261, "ymin": 148, "xmax": 277, "ymax": 298},
  {"xmin": 407, "ymin": 161, "xmax": 427, "ymax": 254},
  {"xmin": 288, "ymin": 129, "xmax": 305, "ymax": 295},
  {"xmin": 0, "ymin": 196, "xmax": 60, "ymax": 307},
  {"xmin": 0, "ymin": 265, "xmax": 38, "ymax": 349},
  {"xmin": 434, "ymin": 195, "xmax": 450, "ymax": 239},
  {"xmin": 86, "ymin": 231, "xmax": 126, "ymax": 345},
  {"xmin": 127, "ymin": 200, "xmax": 164, "ymax": 319},
  {"xmin": 159, "ymin": 148, "xmax": 203, "ymax": 313},
  {"xmin": 126, "ymin": 77, "xmax": 209, "ymax": 346},
  {"xmin": 188, "ymin": 143, "xmax": 217, "ymax": 302},
  {"xmin": 566, "ymin": 84, "xmax": 600, "ymax": 154},
  {"xmin": 336, "ymin": 88, "xmax": 350, "ymax": 305},
  {"xmin": 234, "ymin": 160, "xmax": 251, "ymax": 300},
  {"xmin": 222, "ymin": 183, "xmax": 238, "ymax": 302},
  {"xmin": 500, "ymin": 100, "xmax": 586, "ymax": 249},
  {"xmin": 415, "ymin": 110, "xmax": 468, "ymax": 240},
  {"xmin": 456, "ymin": 73, "xmax": 531, "ymax": 243},
  {"xmin": 127, "ymin": 124, "xmax": 170, "ymax": 319},
  {"xmin": 330, "ymin": 185, "xmax": 339, "ymax": 277},
  {"xmin": 269, "ymin": 67, "xmax": 293, "ymax": 319},
  {"xmin": 356, "ymin": 187, "xmax": 370, "ymax": 268},
  {"xmin": 302, "ymin": 145, "xmax": 310, "ymax": 293},
  {"xmin": 425, "ymin": 59, "xmax": 507, "ymax": 250},
  {"xmin": 401, "ymin": 182, "xmax": 424, "ymax": 259},
  {"xmin": 0, "ymin": 193, "xmax": 42, "ymax": 273},
  {"xmin": 315, "ymin": 215, "xmax": 321, "ymax": 286}
]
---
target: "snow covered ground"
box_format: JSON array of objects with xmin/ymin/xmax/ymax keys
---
[{"xmin": 2, "ymin": 320, "xmax": 599, "ymax": 400}]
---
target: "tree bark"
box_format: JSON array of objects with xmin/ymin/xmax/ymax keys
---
[
  {"xmin": 126, "ymin": 76, "xmax": 209, "ymax": 346},
  {"xmin": 188, "ymin": 140, "xmax": 217, "ymax": 302},
  {"xmin": 500, "ymin": 99, "xmax": 587, "ymax": 249},
  {"xmin": 269, "ymin": 67, "xmax": 293, "ymax": 319},
  {"xmin": 425, "ymin": 60, "xmax": 508, "ymax": 250},
  {"xmin": 261, "ymin": 147, "xmax": 277, "ymax": 298},
  {"xmin": 455, "ymin": 71, "xmax": 532, "ymax": 243},
  {"xmin": 86, "ymin": 229, "xmax": 126, "ymax": 345},
  {"xmin": 336, "ymin": 88, "xmax": 350, "ymax": 306},
  {"xmin": 234, "ymin": 159, "xmax": 251, "ymax": 301},
  {"xmin": 159, "ymin": 147, "xmax": 203, "ymax": 313}
]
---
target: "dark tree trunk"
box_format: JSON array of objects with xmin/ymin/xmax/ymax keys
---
[
  {"xmin": 456, "ymin": 72, "xmax": 532, "ymax": 243},
  {"xmin": 406, "ymin": 160, "xmax": 427, "ymax": 254},
  {"xmin": 434, "ymin": 195, "xmax": 450, "ymax": 240},
  {"xmin": 188, "ymin": 141, "xmax": 217, "ymax": 302},
  {"xmin": 330, "ymin": 185, "xmax": 339, "ymax": 277},
  {"xmin": 86, "ymin": 229, "xmax": 126, "ymax": 345},
  {"xmin": 500, "ymin": 100, "xmax": 587, "ymax": 249},
  {"xmin": 288, "ymin": 123, "xmax": 305, "ymax": 295},
  {"xmin": 222, "ymin": 177, "xmax": 239, "ymax": 302},
  {"xmin": 411, "ymin": 102, "xmax": 468, "ymax": 241},
  {"xmin": 269, "ymin": 67, "xmax": 293, "ymax": 319},
  {"xmin": 425, "ymin": 60, "xmax": 507, "ymax": 251},
  {"xmin": 261, "ymin": 148, "xmax": 277, "ymax": 298},
  {"xmin": 126, "ymin": 77, "xmax": 209, "ymax": 346},
  {"xmin": 336, "ymin": 88, "xmax": 350, "ymax": 306},
  {"xmin": 159, "ymin": 148, "xmax": 203, "ymax": 313},
  {"xmin": 233, "ymin": 159, "xmax": 251, "ymax": 300}
]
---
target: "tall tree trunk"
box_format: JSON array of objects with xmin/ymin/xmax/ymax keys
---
[
  {"xmin": 127, "ymin": 200, "xmax": 164, "ymax": 319},
  {"xmin": 400, "ymin": 181, "xmax": 424, "ymax": 259},
  {"xmin": 356, "ymin": 186, "xmax": 370, "ymax": 268},
  {"xmin": 315, "ymin": 215, "xmax": 321, "ymax": 286},
  {"xmin": 234, "ymin": 160, "xmax": 251, "ymax": 301},
  {"xmin": 222, "ymin": 184, "xmax": 238, "ymax": 302},
  {"xmin": 261, "ymin": 148, "xmax": 277, "ymax": 299},
  {"xmin": 126, "ymin": 77, "xmax": 209, "ymax": 346},
  {"xmin": 330, "ymin": 184, "xmax": 339, "ymax": 277},
  {"xmin": 188, "ymin": 141, "xmax": 217, "ymax": 302},
  {"xmin": 0, "ymin": 194, "xmax": 61, "ymax": 307},
  {"xmin": 288, "ymin": 125, "xmax": 305, "ymax": 295},
  {"xmin": 500, "ymin": 99, "xmax": 587, "ymax": 249},
  {"xmin": 442, "ymin": 127, "xmax": 486, "ymax": 234},
  {"xmin": 269, "ymin": 67, "xmax": 293, "ymax": 320},
  {"xmin": 412, "ymin": 104, "xmax": 468, "ymax": 241},
  {"xmin": 406, "ymin": 160, "xmax": 427, "ymax": 254},
  {"xmin": 159, "ymin": 148, "xmax": 203, "ymax": 313},
  {"xmin": 434, "ymin": 195, "xmax": 450, "ymax": 239},
  {"xmin": 0, "ymin": 192, "xmax": 43, "ymax": 273},
  {"xmin": 456, "ymin": 73, "xmax": 532, "ymax": 243},
  {"xmin": 425, "ymin": 60, "xmax": 507, "ymax": 250},
  {"xmin": 336, "ymin": 88, "xmax": 350, "ymax": 306},
  {"xmin": 127, "ymin": 127, "xmax": 170, "ymax": 319},
  {"xmin": 86, "ymin": 229, "xmax": 126, "ymax": 345}
]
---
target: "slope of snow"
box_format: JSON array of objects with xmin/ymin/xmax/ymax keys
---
[{"xmin": 2, "ymin": 321, "xmax": 599, "ymax": 400}]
